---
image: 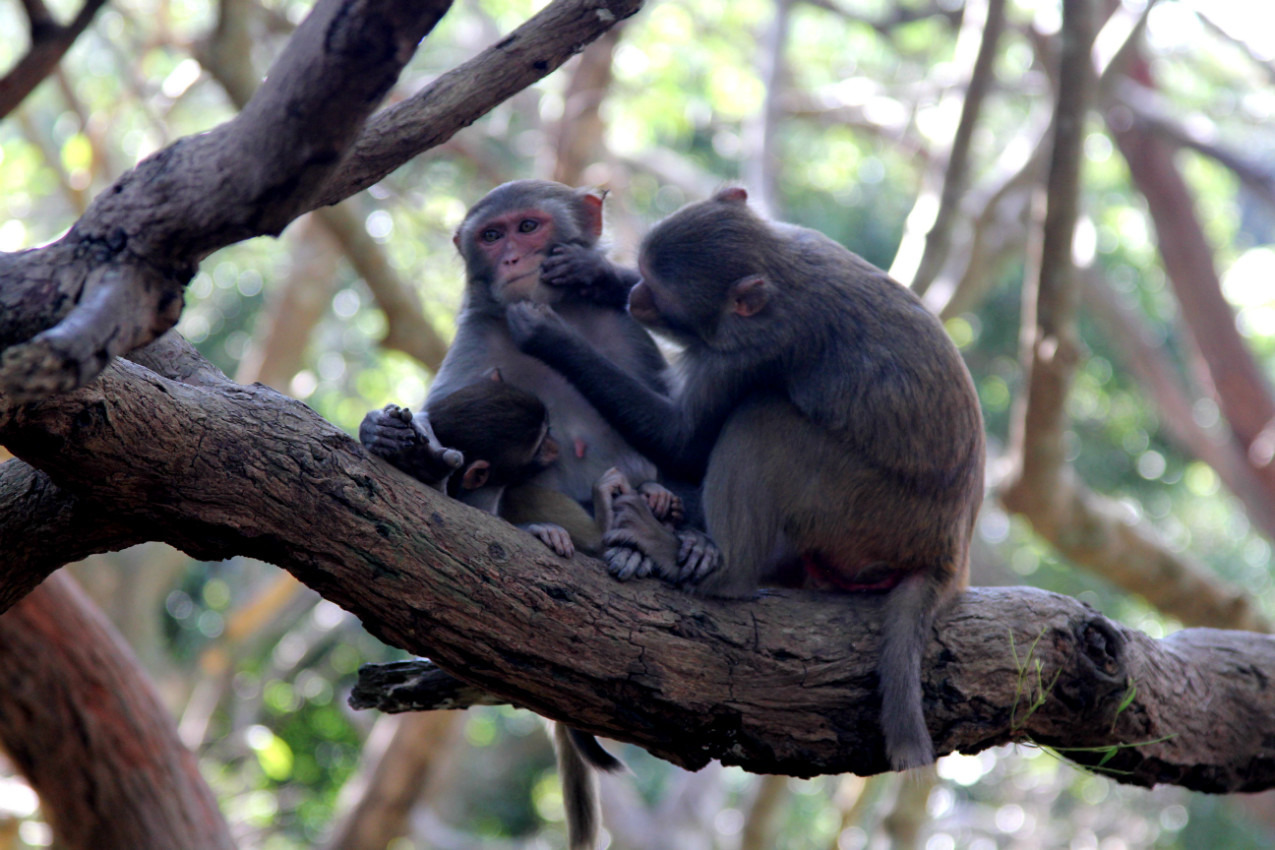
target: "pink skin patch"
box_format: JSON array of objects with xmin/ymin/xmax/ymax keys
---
[
  {"xmin": 802, "ymin": 553, "xmax": 902, "ymax": 592},
  {"xmin": 574, "ymin": 437, "xmax": 587, "ymax": 459}
]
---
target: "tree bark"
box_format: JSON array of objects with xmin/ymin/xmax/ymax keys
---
[
  {"xmin": 0, "ymin": 0, "xmax": 644, "ymax": 403},
  {"xmin": 0, "ymin": 573, "xmax": 233, "ymax": 850},
  {"xmin": 3, "ymin": 337, "xmax": 1273, "ymax": 791}
]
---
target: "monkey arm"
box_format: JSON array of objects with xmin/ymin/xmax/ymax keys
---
[
  {"xmin": 358, "ymin": 405, "xmax": 463, "ymax": 487},
  {"xmin": 507, "ymin": 303, "xmax": 717, "ymax": 481},
  {"xmin": 541, "ymin": 243, "xmax": 638, "ymax": 310}
]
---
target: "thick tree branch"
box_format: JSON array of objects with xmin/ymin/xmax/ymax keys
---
[
  {"xmin": 0, "ymin": 573, "xmax": 234, "ymax": 850},
  {"xmin": 0, "ymin": 0, "xmax": 454, "ymax": 403},
  {"xmin": 197, "ymin": 4, "xmax": 450, "ymax": 374},
  {"xmin": 0, "ymin": 0, "xmax": 641, "ymax": 404},
  {"xmin": 3, "ymin": 342, "xmax": 1275, "ymax": 790},
  {"xmin": 0, "ymin": 459, "xmax": 143, "ymax": 613}
]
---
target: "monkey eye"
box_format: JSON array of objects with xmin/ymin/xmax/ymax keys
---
[
  {"xmin": 518, "ymin": 219, "xmax": 540, "ymax": 234},
  {"xmin": 480, "ymin": 228, "xmax": 502, "ymax": 243}
]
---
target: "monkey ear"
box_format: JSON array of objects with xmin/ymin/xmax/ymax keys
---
[
  {"xmin": 461, "ymin": 460, "xmax": 490, "ymax": 490},
  {"xmin": 485, "ymin": 367, "xmax": 504, "ymax": 383},
  {"xmin": 579, "ymin": 189, "xmax": 606, "ymax": 239},
  {"xmin": 452, "ymin": 229, "xmax": 462, "ymax": 249},
  {"xmin": 730, "ymin": 276, "xmax": 769, "ymax": 318},
  {"xmin": 716, "ymin": 187, "xmax": 749, "ymax": 205}
]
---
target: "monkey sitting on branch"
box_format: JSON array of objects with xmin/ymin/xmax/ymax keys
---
[
  {"xmin": 360, "ymin": 180, "xmax": 697, "ymax": 850},
  {"xmin": 508, "ymin": 187, "xmax": 986, "ymax": 772}
]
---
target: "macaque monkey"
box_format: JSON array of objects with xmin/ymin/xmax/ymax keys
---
[
  {"xmin": 422, "ymin": 370, "xmax": 576, "ymax": 556},
  {"xmin": 361, "ymin": 180, "xmax": 670, "ymax": 504},
  {"xmin": 508, "ymin": 187, "xmax": 985, "ymax": 772},
  {"xmin": 360, "ymin": 180, "xmax": 687, "ymax": 850}
]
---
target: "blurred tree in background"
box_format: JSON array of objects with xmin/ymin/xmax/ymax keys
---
[{"xmin": 4, "ymin": 0, "xmax": 1275, "ymax": 847}]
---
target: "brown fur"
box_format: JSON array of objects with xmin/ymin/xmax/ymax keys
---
[{"xmin": 509, "ymin": 187, "xmax": 985, "ymax": 770}]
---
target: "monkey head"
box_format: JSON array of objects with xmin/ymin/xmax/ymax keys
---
[
  {"xmin": 427, "ymin": 370, "xmax": 559, "ymax": 495},
  {"xmin": 454, "ymin": 180, "xmax": 606, "ymax": 306},
  {"xmin": 632, "ymin": 187, "xmax": 777, "ymax": 354}
]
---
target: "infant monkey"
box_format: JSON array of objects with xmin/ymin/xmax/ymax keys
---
[{"xmin": 409, "ymin": 369, "xmax": 684, "ymax": 558}]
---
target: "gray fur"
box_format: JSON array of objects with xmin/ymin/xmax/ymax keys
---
[
  {"xmin": 554, "ymin": 722, "xmax": 601, "ymax": 850},
  {"xmin": 509, "ymin": 187, "xmax": 986, "ymax": 771}
]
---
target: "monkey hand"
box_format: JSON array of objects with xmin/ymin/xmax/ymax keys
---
[
  {"xmin": 675, "ymin": 529, "xmax": 723, "ymax": 586},
  {"xmin": 542, "ymin": 243, "xmax": 607, "ymax": 290},
  {"xmin": 359, "ymin": 404, "xmax": 463, "ymax": 488},
  {"xmin": 602, "ymin": 494, "xmax": 680, "ymax": 582},
  {"xmin": 592, "ymin": 467, "xmax": 634, "ymax": 535},
  {"xmin": 637, "ymin": 481, "xmax": 684, "ymax": 524},
  {"xmin": 522, "ymin": 523, "xmax": 575, "ymax": 558},
  {"xmin": 506, "ymin": 301, "xmax": 571, "ymax": 354}
]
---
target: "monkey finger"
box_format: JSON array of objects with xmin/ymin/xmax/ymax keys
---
[
  {"xmin": 632, "ymin": 555, "xmax": 654, "ymax": 579},
  {"xmin": 598, "ymin": 467, "xmax": 635, "ymax": 496},
  {"xmin": 676, "ymin": 531, "xmax": 722, "ymax": 584},
  {"xmin": 605, "ymin": 546, "xmax": 646, "ymax": 581},
  {"xmin": 529, "ymin": 524, "xmax": 575, "ymax": 558},
  {"xmin": 637, "ymin": 483, "xmax": 671, "ymax": 518}
]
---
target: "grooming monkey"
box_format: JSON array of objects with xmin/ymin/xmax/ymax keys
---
[
  {"xmin": 360, "ymin": 180, "xmax": 686, "ymax": 849},
  {"xmin": 508, "ymin": 187, "xmax": 985, "ymax": 771}
]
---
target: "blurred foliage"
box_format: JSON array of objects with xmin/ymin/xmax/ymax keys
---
[{"xmin": 5, "ymin": 0, "xmax": 1275, "ymax": 847}]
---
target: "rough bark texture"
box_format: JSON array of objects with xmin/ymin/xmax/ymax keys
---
[
  {"xmin": 0, "ymin": 458, "xmax": 141, "ymax": 613},
  {"xmin": 0, "ymin": 0, "xmax": 643, "ymax": 403},
  {"xmin": 0, "ymin": 573, "xmax": 234, "ymax": 850},
  {"xmin": 4, "ymin": 338, "xmax": 1275, "ymax": 791}
]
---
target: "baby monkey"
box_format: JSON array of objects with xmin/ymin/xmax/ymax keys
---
[
  {"xmin": 422, "ymin": 370, "xmax": 576, "ymax": 555},
  {"xmin": 416, "ymin": 373, "xmax": 684, "ymax": 850}
]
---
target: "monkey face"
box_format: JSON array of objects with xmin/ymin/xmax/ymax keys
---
[{"xmin": 467, "ymin": 207, "xmax": 559, "ymax": 302}]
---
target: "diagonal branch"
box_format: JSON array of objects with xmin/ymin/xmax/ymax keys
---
[
  {"xmin": 311, "ymin": 0, "xmax": 645, "ymax": 207},
  {"xmin": 0, "ymin": 0, "xmax": 109, "ymax": 119},
  {"xmin": 891, "ymin": 0, "xmax": 1006, "ymax": 294},
  {"xmin": 3, "ymin": 338, "xmax": 1275, "ymax": 790},
  {"xmin": 1109, "ymin": 53, "xmax": 1275, "ymax": 515},
  {"xmin": 0, "ymin": 0, "xmax": 641, "ymax": 405}
]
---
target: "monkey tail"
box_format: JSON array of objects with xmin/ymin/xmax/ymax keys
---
[
  {"xmin": 878, "ymin": 573, "xmax": 940, "ymax": 771},
  {"xmin": 554, "ymin": 724, "xmax": 624, "ymax": 850},
  {"xmin": 567, "ymin": 727, "xmax": 626, "ymax": 772}
]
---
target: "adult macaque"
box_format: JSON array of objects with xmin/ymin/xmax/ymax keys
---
[
  {"xmin": 507, "ymin": 187, "xmax": 985, "ymax": 772},
  {"xmin": 360, "ymin": 180, "xmax": 686, "ymax": 850},
  {"xmin": 361, "ymin": 180, "xmax": 668, "ymax": 500}
]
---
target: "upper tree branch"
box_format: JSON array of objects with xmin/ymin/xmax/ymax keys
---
[
  {"xmin": 3, "ymin": 339, "xmax": 1275, "ymax": 791},
  {"xmin": 0, "ymin": 0, "xmax": 641, "ymax": 404},
  {"xmin": 891, "ymin": 0, "xmax": 1006, "ymax": 294},
  {"xmin": 0, "ymin": 0, "xmax": 109, "ymax": 119}
]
